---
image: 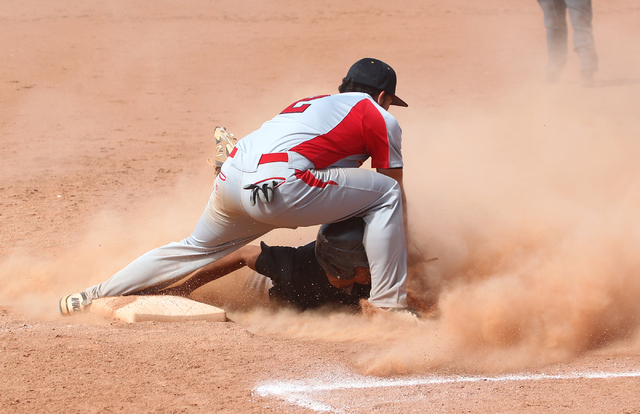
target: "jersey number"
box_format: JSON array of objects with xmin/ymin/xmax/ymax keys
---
[{"xmin": 280, "ymin": 95, "xmax": 328, "ymax": 114}]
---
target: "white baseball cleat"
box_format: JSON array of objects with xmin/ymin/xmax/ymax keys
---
[
  {"xmin": 58, "ymin": 292, "xmax": 92, "ymax": 316},
  {"xmin": 210, "ymin": 126, "xmax": 238, "ymax": 175}
]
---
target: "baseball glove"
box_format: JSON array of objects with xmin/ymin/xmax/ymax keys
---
[
  {"xmin": 208, "ymin": 126, "xmax": 238, "ymax": 175},
  {"xmin": 243, "ymin": 181, "xmax": 279, "ymax": 206}
]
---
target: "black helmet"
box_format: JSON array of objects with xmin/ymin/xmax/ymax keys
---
[{"xmin": 315, "ymin": 217, "xmax": 369, "ymax": 280}]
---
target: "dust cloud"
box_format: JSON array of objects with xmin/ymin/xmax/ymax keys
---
[
  {"xmin": 3, "ymin": 76, "xmax": 640, "ymax": 376},
  {"xmin": 3, "ymin": 77, "xmax": 640, "ymax": 375},
  {"xmin": 228, "ymin": 79, "xmax": 640, "ymax": 375},
  {"xmin": 0, "ymin": 170, "xmax": 211, "ymax": 319},
  {"xmin": 2, "ymin": 20, "xmax": 639, "ymax": 376}
]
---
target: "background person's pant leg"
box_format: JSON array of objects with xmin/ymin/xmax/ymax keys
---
[
  {"xmin": 565, "ymin": 0, "xmax": 598, "ymax": 72},
  {"xmin": 538, "ymin": 0, "xmax": 569, "ymax": 74}
]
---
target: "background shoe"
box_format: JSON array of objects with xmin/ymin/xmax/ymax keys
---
[
  {"xmin": 581, "ymin": 71, "xmax": 594, "ymax": 87},
  {"xmin": 58, "ymin": 292, "xmax": 91, "ymax": 315},
  {"xmin": 542, "ymin": 71, "xmax": 561, "ymax": 84}
]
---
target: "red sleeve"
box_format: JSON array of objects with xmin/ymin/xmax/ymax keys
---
[
  {"xmin": 359, "ymin": 100, "xmax": 392, "ymax": 169},
  {"xmin": 290, "ymin": 99, "xmax": 391, "ymax": 169}
]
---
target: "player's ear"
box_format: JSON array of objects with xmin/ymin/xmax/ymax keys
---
[{"xmin": 374, "ymin": 91, "xmax": 393, "ymax": 110}]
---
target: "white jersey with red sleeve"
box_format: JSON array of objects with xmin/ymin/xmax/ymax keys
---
[{"xmin": 236, "ymin": 92, "xmax": 403, "ymax": 170}]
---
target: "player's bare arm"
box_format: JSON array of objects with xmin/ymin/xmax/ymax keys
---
[
  {"xmin": 376, "ymin": 167, "xmax": 407, "ymax": 223},
  {"xmin": 159, "ymin": 245, "xmax": 261, "ymax": 297}
]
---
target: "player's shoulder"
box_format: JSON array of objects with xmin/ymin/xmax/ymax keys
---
[
  {"xmin": 295, "ymin": 92, "xmax": 386, "ymax": 112},
  {"xmin": 284, "ymin": 93, "xmax": 400, "ymax": 130},
  {"xmin": 331, "ymin": 92, "xmax": 374, "ymax": 104}
]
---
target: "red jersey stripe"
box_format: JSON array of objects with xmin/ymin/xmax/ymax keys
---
[
  {"xmin": 294, "ymin": 170, "xmax": 338, "ymax": 188},
  {"xmin": 289, "ymin": 99, "xmax": 390, "ymax": 169}
]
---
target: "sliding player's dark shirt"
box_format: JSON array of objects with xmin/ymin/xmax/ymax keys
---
[{"xmin": 254, "ymin": 241, "xmax": 370, "ymax": 311}]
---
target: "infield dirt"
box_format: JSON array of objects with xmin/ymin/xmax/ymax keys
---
[{"xmin": 2, "ymin": 0, "xmax": 640, "ymax": 412}]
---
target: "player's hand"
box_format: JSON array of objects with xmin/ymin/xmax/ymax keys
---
[
  {"xmin": 243, "ymin": 181, "xmax": 279, "ymax": 206},
  {"xmin": 209, "ymin": 126, "xmax": 237, "ymax": 175}
]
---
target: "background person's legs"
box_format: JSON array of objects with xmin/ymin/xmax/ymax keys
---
[
  {"xmin": 538, "ymin": 0, "xmax": 569, "ymax": 82},
  {"xmin": 566, "ymin": 0, "xmax": 598, "ymax": 85}
]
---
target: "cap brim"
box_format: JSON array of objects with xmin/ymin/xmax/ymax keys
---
[{"xmin": 390, "ymin": 95, "xmax": 408, "ymax": 107}]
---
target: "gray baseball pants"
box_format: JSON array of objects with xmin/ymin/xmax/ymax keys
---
[
  {"xmin": 85, "ymin": 150, "xmax": 408, "ymax": 309},
  {"xmin": 538, "ymin": 0, "xmax": 599, "ymax": 73}
]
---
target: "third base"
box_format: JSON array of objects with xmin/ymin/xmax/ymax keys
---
[{"xmin": 89, "ymin": 295, "xmax": 227, "ymax": 323}]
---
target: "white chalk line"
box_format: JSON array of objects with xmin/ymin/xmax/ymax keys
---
[{"xmin": 254, "ymin": 369, "xmax": 640, "ymax": 412}]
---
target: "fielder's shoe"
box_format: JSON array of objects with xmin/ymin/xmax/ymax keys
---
[
  {"xmin": 58, "ymin": 292, "xmax": 91, "ymax": 316},
  {"xmin": 210, "ymin": 126, "xmax": 238, "ymax": 175},
  {"xmin": 542, "ymin": 70, "xmax": 561, "ymax": 84}
]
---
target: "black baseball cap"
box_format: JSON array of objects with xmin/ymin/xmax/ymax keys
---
[{"xmin": 346, "ymin": 58, "xmax": 408, "ymax": 107}]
